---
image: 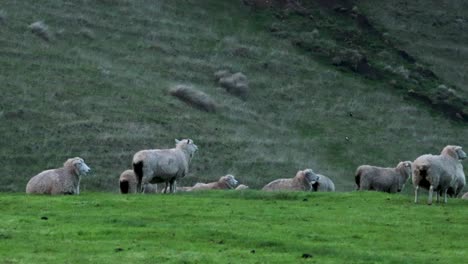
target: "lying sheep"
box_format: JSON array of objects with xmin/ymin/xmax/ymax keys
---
[
  {"xmin": 235, "ymin": 184, "xmax": 249, "ymax": 190},
  {"xmin": 462, "ymin": 192, "xmax": 468, "ymax": 200},
  {"xmin": 187, "ymin": 175, "xmax": 239, "ymax": 191},
  {"xmin": 119, "ymin": 169, "xmax": 158, "ymax": 194},
  {"xmin": 262, "ymin": 169, "xmax": 319, "ymax": 192},
  {"xmin": 315, "ymin": 174, "xmax": 336, "ymax": 192},
  {"xmin": 413, "ymin": 145, "xmax": 466, "ymax": 204},
  {"xmin": 26, "ymin": 157, "xmax": 91, "ymax": 195},
  {"xmin": 132, "ymin": 139, "xmax": 198, "ymax": 193},
  {"xmin": 355, "ymin": 161, "xmax": 412, "ymax": 193}
]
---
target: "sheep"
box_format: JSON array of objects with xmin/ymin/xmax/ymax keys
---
[
  {"xmin": 187, "ymin": 174, "xmax": 239, "ymax": 191},
  {"xmin": 119, "ymin": 169, "xmax": 158, "ymax": 194},
  {"xmin": 262, "ymin": 169, "xmax": 319, "ymax": 192},
  {"xmin": 314, "ymin": 174, "xmax": 336, "ymax": 192},
  {"xmin": 355, "ymin": 161, "xmax": 412, "ymax": 193},
  {"xmin": 132, "ymin": 139, "xmax": 198, "ymax": 194},
  {"xmin": 413, "ymin": 145, "xmax": 466, "ymax": 204},
  {"xmin": 26, "ymin": 157, "xmax": 91, "ymax": 195},
  {"xmin": 462, "ymin": 192, "xmax": 468, "ymax": 200},
  {"xmin": 235, "ymin": 184, "xmax": 249, "ymax": 190}
]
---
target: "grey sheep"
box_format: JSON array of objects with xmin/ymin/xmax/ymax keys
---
[
  {"xmin": 26, "ymin": 157, "xmax": 91, "ymax": 195},
  {"xmin": 462, "ymin": 192, "xmax": 468, "ymax": 200},
  {"xmin": 314, "ymin": 174, "xmax": 335, "ymax": 192},
  {"xmin": 187, "ymin": 174, "xmax": 239, "ymax": 191},
  {"xmin": 132, "ymin": 139, "xmax": 198, "ymax": 193},
  {"xmin": 235, "ymin": 184, "xmax": 249, "ymax": 190},
  {"xmin": 355, "ymin": 161, "xmax": 412, "ymax": 193},
  {"xmin": 262, "ymin": 169, "xmax": 319, "ymax": 192},
  {"xmin": 413, "ymin": 145, "xmax": 466, "ymax": 204}
]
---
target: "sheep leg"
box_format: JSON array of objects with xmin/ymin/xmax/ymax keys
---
[
  {"xmin": 428, "ymin": 185, "xmax": 434, "ymax": 205},
  {"xmin": 414, "ymin": 185, "xmax": 419, "ymax": 203},
  {"xmin": 163, "ymin": 182, "xmax": 169, "ymax": 194},
  {"xmin": 169, "ymin": 178, "xmax": 176, "ymax": 193},
  {"xmin": 443, "ymin": 189, "xmax": 448, "ymax": 203}
]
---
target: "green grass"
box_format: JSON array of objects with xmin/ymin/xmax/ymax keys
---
[
  {"xmin": 0, "ymin": 191, "xmax": 467, "ymax": 263},
  {"xmin": 0, "ymin": 0, "xmax": 467, "ymax": 194}
]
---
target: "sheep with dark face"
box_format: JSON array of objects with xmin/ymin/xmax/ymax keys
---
[
  {"xmin": 314, "ymin": 174, "xmax": 336, "ymax": 192},
  {"xmin": 355, "ymin": 161, "xmax": 412, "ymax": 193},
  {"xmin": 413, "ymin": 145, "xmax": 466, "ymax": 204},
  {"xmin": 26, "ymin": 157, "xmax": 91, "ymax": 195},
  {"xmin": 119, "ymin": 169, "xmax": 158, "ymax": 194},
  {"xmin": 132, "ymin": 139, "xmax": 198, "ymax": 193},
  {"xmin": 262, "ymin": 169, "xmax": 319, "ymax": 192}
]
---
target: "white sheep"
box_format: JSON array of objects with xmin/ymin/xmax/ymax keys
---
[
  {"xmin": 187, "ymin": 175, "xmax": 239, "ymax": 191},
  {"xmin": 235, "ymin": 184, "xmax": 249, "ymax": 190},
  {"xmin": 132, "ymin": 139, "xmax": 198, "ymax": 193},
  {"xmin": 262, "ymin": 169, "xmax": 319, "ymax": 192},
  {"xmin": 462, "ymin": 192, "xmax": 468, "ymax": 200},
  {"xmin": 314, "ymin": 174, "xmax": 336, "ymax": 192},
  {"xmin": 413, "ymin": 145, "xmax": 466, "ymax": 204},
  {"xmin": 26, "ymin": 157, "xmax": 91, "ymax": 195},
  {"xmin": 355, "ymin": 161, "xmax": 412, "ymax": 193}
]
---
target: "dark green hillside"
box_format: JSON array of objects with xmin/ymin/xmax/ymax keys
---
[{"xmin": 0, "ymin": 0, "xmax": 466, "ymax": 192}]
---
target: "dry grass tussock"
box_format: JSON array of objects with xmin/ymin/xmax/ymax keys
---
[
  {"xmin": 214, "ymin": 70, "xmax": 249, "ymax": 100},
  {"xmin": 29, "ymin": 21, "xmax": 51, "ymax": 41},
  {"xmin": 169, "ymin": 84, "xmax": 216, "ymax": 113}
]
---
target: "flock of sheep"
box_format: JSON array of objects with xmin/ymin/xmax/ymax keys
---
[{"xmin": 25, "ymin": 139, "xmax": 467, "ymax": 204}]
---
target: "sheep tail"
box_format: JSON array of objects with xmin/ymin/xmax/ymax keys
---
[
  {"xmin": 133, "ymin": 161, "xmax": 144, "ymax": 193},
  {"xmin": 120, "ymin": 180, "xmax": 129, "ymax": 194},
  {"xmin": 355, "ymin": 170, "xmax": 361, "ymax": 190}
]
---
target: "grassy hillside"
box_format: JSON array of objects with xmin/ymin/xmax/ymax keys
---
[
  {"xmin": 1, "ymin": 192, "xmax": 467, "ymax": 263},
  {"xmin": 0, "ymin": 0, "xmax": 466, "ymax": 192}
]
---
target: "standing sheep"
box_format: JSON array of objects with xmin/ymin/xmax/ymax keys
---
[
  {"xmin": 262, "ymin": 169, "xmax": 319, "ymax": 192},
  {"xmin": 26, "ymin": 157, "xmax": 91, "ymax": 195},
  {"xmin": 187, "ymin": 175, "xmax": 239, "ymax": 191},
  {"xmin": 315, "ymin": 174, "xmax": 336, "ymax": 192},
  {"xmin": 132, "ymin": 139, "xmax": 198, "ymax": 193},
  {"xmin": 355, "ymin": 161, "xmax": 412, "ymax": 193},
  {"xmin": 413, "ymin": 145, "xmax": 466, "ymax": 204}
]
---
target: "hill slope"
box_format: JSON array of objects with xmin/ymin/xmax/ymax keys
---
[{"xmin": 0, "ymin": 0, "xmax": 466, "ymax": 192}]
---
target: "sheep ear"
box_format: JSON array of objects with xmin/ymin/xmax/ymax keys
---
[{"xmin": 175, "ymin": 139, "xmax": 180, "ymax": 144}]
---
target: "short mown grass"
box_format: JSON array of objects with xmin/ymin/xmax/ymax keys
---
[{"xmin": 0, "ymin": 191, "xmax": 466, "ymax": 263}]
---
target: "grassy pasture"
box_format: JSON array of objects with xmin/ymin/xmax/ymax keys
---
[{"xmin": 0, "ymin": 191, "xmax": 467, "ymax": 263}]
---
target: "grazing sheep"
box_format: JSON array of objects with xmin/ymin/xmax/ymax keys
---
[
  {"xmin": 132, "ymin": 139, "xmax": 198, "ymax": 194},
  {"xmin": 29, "ymin": 21, "xmax": 51, "ymax": 41},
  {"xmin": 315, "ymin": 174, "xmax": 336, "ymax": 192},
  {"xmin": 262, "ymin": 169, "xmax": 319, "ymax": 192},
  {"xmin": 235, "ymin": 184, "xmax": 249, "ymax": 190},
  {"xmin": 187, "ymin": 175, "xmax": 239, "ymax": 191},
  {"xmin": 169, "ymin": 85, "xmax": 216, "ymax": 113},
  {"xmin": 462, "ymin": 192, "xmax": 468, "ymax": 200},
  {"xmin": 119, "ymin": 169, "xmax": 159, "ymax": 194},
  {"xmin": 355, "ymin": 161, "xmax": 412, "ymax": 193},
  {"xmin": 26, "ymin": 157, "xmax": 91, "ymax": 195},
  {"xmin": 119, "ymin": 169, "xmax": 138, "ymax": 194},
  {"xmin": 413, "ymin": 145, "xmax": 466, "ymax": 204}
]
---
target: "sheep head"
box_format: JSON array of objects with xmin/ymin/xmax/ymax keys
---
[
  {"xmin": 396, "ymin": 161, "xmax": 412, "ymax": 192},
  {"xmin": 66, "ymin": 157, "xmax": 91, "ymax": 176},
  {"xmin": 302, "ymin": 169, "xmax": 320, "ymax": 191},
  {"xmin": 221, "ymin": 174, "xmax": 238, "ymax": 189},
  {"xmin": 441, "ymin": 145, "xmax": 466, "ymax": 160},
  {"xmin": 175, "ymin": 138, "xmax": 198, "ymax": 160}
]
